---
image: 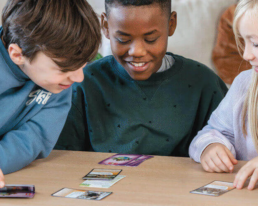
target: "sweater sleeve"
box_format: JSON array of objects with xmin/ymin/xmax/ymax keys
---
[
  {"xmin": 0, "ymin": 89, "xmax": 72, "ymax": 174},
  {"xmin": 189, "ymin": 71, "xmax": 249, "ymax": 162},
  {"xmin": 55, "ymin": 84, "xmax": 91, "ymax": 151}
]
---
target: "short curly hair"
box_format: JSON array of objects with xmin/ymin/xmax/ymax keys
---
[{"xmin": 105, "ymin": 0, "xmax": 171, "ymax": 18}]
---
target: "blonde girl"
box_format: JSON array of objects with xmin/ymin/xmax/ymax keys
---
[{"xmin": 189, "ymin": 0, "xmax": 258, "ymax": 190}]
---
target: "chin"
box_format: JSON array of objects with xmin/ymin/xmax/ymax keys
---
[
  {"xmin": 130, "ymin": 74, "xmax": 151, "ymax": 81},
  {"xmin": 44, "ymin": 87, "xmax": 62, "ymax": 94}
]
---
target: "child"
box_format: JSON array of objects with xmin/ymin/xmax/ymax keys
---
[
  {"xmin": 55, "ymin": 0, "xmax": 227, "ymax": 158},
  {"xmin": 189, "ymin": 0, "xmax": 258, "ymax": 191},
  {"xmin": 0, "ymin": 0, "xmax": 101, "ymax": 187}
]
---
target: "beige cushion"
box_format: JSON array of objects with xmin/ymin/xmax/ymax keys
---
[{"xmin": 169, "ymin": 0, "xmax": 238, "ymax": 72}]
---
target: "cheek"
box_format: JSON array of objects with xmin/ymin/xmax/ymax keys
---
[
  {"xmin": 43, "ymin": 74, "xmax": 66, "ymax": 85},
  {"xmin": 110, "ymin": 41, "xmax": 127, "ymax": 56}
]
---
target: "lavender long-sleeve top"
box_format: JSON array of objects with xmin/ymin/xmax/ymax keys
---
[{"xmin": 189, "ymin": 69, "xmax": 258, "ymax": 162}]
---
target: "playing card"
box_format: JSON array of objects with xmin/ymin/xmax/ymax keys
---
[
  {"xmin": 126, "ymin": 155, "xmax": 153, "ymax": 166},
  {"xmin": 190, "ymin": 181, "xmax": 235, "ymax": 197},
  {"xmin": 80, "ymin": 175, "xmax": 126, "ymax": 188},
  {"xmin": 98, "ymin": 154, "xmax": 142, "ymax": 166},
  {"xmin": 83, "ymin": 168, "xmax": 122, "ymax": 180},
  {"xmin": 99, "ymin": 154, "xmax": 153, "ymax": 166},
  {"xmin": 52, "ymin": 188, "xmax": 112, "ymax": 200},
  {"xmin": 0, "ymin": 184, "xmax": 35, "ymax": 198}
]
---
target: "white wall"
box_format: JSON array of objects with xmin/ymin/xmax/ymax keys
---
[
  {"xmin": 87, "ymin": 0, "xmax": 105, "ymax": 12},
  {"xmin": 0, "ymin": 0, "xmax": 7, "ymax": 24}
]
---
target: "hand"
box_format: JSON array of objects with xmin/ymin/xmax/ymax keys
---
[
  {"xmin": 234, "ymin": 156, "xmax": 258, "ymax": 190},
  {"xmin": 200, "ymin": 143, "xmax": 238, "ymax": 173},
  {"xmin": 0, "ymin": 169, "xmax": 4, "ymax": 188}
]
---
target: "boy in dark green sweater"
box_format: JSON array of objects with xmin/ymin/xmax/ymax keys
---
[{"xmin": 55, "ymin": 0, "xmax": 228, "ymax": 157}]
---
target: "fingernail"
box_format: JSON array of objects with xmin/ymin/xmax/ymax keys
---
[
  {"xmin": 230, "ymin": 166, "xmax": 233, "ymax": 171},
  {"xmin": 0, "ymin": 181, "xmax": 4, "ymax": 188}
]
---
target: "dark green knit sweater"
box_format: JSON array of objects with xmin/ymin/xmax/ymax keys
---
[{"xmin": 55, "ymin": 53, "xmax": 228, "ymax": 157}]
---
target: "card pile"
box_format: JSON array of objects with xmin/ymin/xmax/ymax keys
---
[
  {"xmin": 81, "ymin": 168, "xmax": 125, "ymax": 188},
  {"xmin": 53, "ymin": 154, "xmax": 154, "ymax": 201},
  {"xmin": 0, "ymin": 184, "xmax": 35, "ymax": 198},
  {"xmin": 190, "ymin": 181, "xmax": 235, "ymax": 197},
  {"xmin": 52, "ymin": 188, "xmax": 112, "ymax": 201},
  {"xmin": 98, "ymin": 154, "xmax": 153, "ymax": 166}
]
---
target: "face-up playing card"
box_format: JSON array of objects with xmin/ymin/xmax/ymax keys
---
[
  {"xmin": 98, "ymin": 154, "xmax": 153, "ymax": 166},
  {"xmin": 190, "ymin": 181, "xmax": 235, "ymax": 197},
  {"xmin": 125, "ymin": 155, "xmax": 153, "ymax": 166},
  {"xmin": 83, "ymin": 169, "xmax": 122, "ymax": 180},
  {"xmin": 52, "ymin": 188, "xmax": 112, "ymax": 200},
  {"xmin": 80, "ymin": 175, "xmax": 126, "ymax": 188},
  {"xmin": 0, "ymin": 184, "xmax": 35, "ymax": 198}
]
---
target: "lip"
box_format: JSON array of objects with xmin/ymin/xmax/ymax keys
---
[
  {"xmin": 126, "ymin": 62, "xmax": 150, "ymax": 72},
  {"xmin": 59, "ymin": 84, "xmax": 72, "ymax": 90}
]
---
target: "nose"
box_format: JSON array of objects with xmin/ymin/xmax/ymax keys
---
[
  {"xmin": 243, "ymin": 44, "xmax": 255, "ymax": 62},
  {"xmin": 128, "ymin": 40, "xmax": 147, "ymax": 57},
  {"xmin": 69, "ymin": 66, "xmax": 84, "ymax": 83}
]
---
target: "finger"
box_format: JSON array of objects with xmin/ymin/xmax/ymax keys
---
[
  {"xmin": 234, "ymin": 167, "xmax": 254, "ymax": 189},
  {"xmin": 212, "ymin": 154, "xmax": 230, "ymax": 172},
  {"xmin": 217, "ymin": 150, "xmax": 234, "ymax": 172},
  {"xmin": 225, "ymin": 149, "xmax": 238, "ymax": 165},
  {"xmin": 248, "ymin": 169, "xmax": 258, "ymax": 190},
  {"xmin": 206, "ymin": 158, "xmax": 223, "ymax": 173},
  {"xmin": 0, "ymin": 169, "xmax": 4, "ymax": 188},
  {"xmin": 201, "ymin": 160, "xmax": 213, "ymax": 173}
]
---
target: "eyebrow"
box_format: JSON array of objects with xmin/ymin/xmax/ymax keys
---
[
  {"xmin": 246, "ymin": 35, "xmax": 258, "ymax": 39},
  {"xmin": 116, "ymin": 30, "xmax": 158, "ymax": 36}
]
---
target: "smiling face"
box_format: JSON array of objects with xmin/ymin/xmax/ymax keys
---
[
  {"xmin": 102, "ymin": 4, "xmax": 176, "ymax": 80},
  {"xmin": 238, "ymin": 10, "xmax": 258, "ymax": 73}
]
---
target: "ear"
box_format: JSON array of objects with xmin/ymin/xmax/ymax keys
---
[
  {"xmin": 168, "ymin": 11, "xmax": 177, "ymax": 36},
  {"xmin": 101, "ymin": 12, "xmax": 110, "ymax": 39},
  {"xmin": 8, "ymin": 44, "xmax": 25, "ymax": 66}
]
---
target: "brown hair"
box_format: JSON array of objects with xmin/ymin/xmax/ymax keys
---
[{"xmin": 2, "ymin": 0, "xmax": 101, "ymax": 72}]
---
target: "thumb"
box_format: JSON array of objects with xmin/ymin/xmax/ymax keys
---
[{"xmin": 0, "ymin": 169, "xmax": 5, "ymax": 188}]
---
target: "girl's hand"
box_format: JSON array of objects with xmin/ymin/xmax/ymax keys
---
[
  {"xmin": 234, "ymin": 156, "xmax": 258, "ymax": 190},
  {"xmin": 0, "ymin": 169, "xmax": 4, "ymax": 188},
  {"xmin": 200, "ymin": 143, "xmax": 238, "ymax": 173}
]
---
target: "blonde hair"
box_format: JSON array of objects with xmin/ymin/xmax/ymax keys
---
[{"xmin": 233, "ymin": 0, "xmax": 258, "ymax": 151}]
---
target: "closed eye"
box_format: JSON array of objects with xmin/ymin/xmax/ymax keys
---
[
  {"xmin": 145, "ymin": 38, "xmax": 158, "ymax": 43},
  {"xmin": 116, "ymin": 38, "xmax": 130, "ymax": 44}
]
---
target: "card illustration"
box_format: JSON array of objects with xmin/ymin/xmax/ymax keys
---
[
  {"xmin": 83, "ymin": 168, "xmax": 122, "ymax": 180},
  {"xmin": 52, "ymin": 188, "xmax": 112, "ymax": 201},
  {"xmin": 99, "ymin": 154, "xmax": 153, "ymax": 166},
  {"xmin": 0, "ymin": 184, "xmax": 35, "ymax": 198}
]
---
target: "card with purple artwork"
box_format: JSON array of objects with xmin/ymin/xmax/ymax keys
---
[
  {"xmin": 98, "ymin": 154, "xmax": 142, "ymax": 166},
  {"xmin": 0, "ymin": 184, "xmax": 35, "ymax": 198},
  {"xmin": 126, "ymin": 155, "xmax": 153, "ymax": 166}
]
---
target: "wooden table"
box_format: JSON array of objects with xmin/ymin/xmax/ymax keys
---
[{"xmin": 2, "ymin": 150, "xmax": 256, "ymax": 206}]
